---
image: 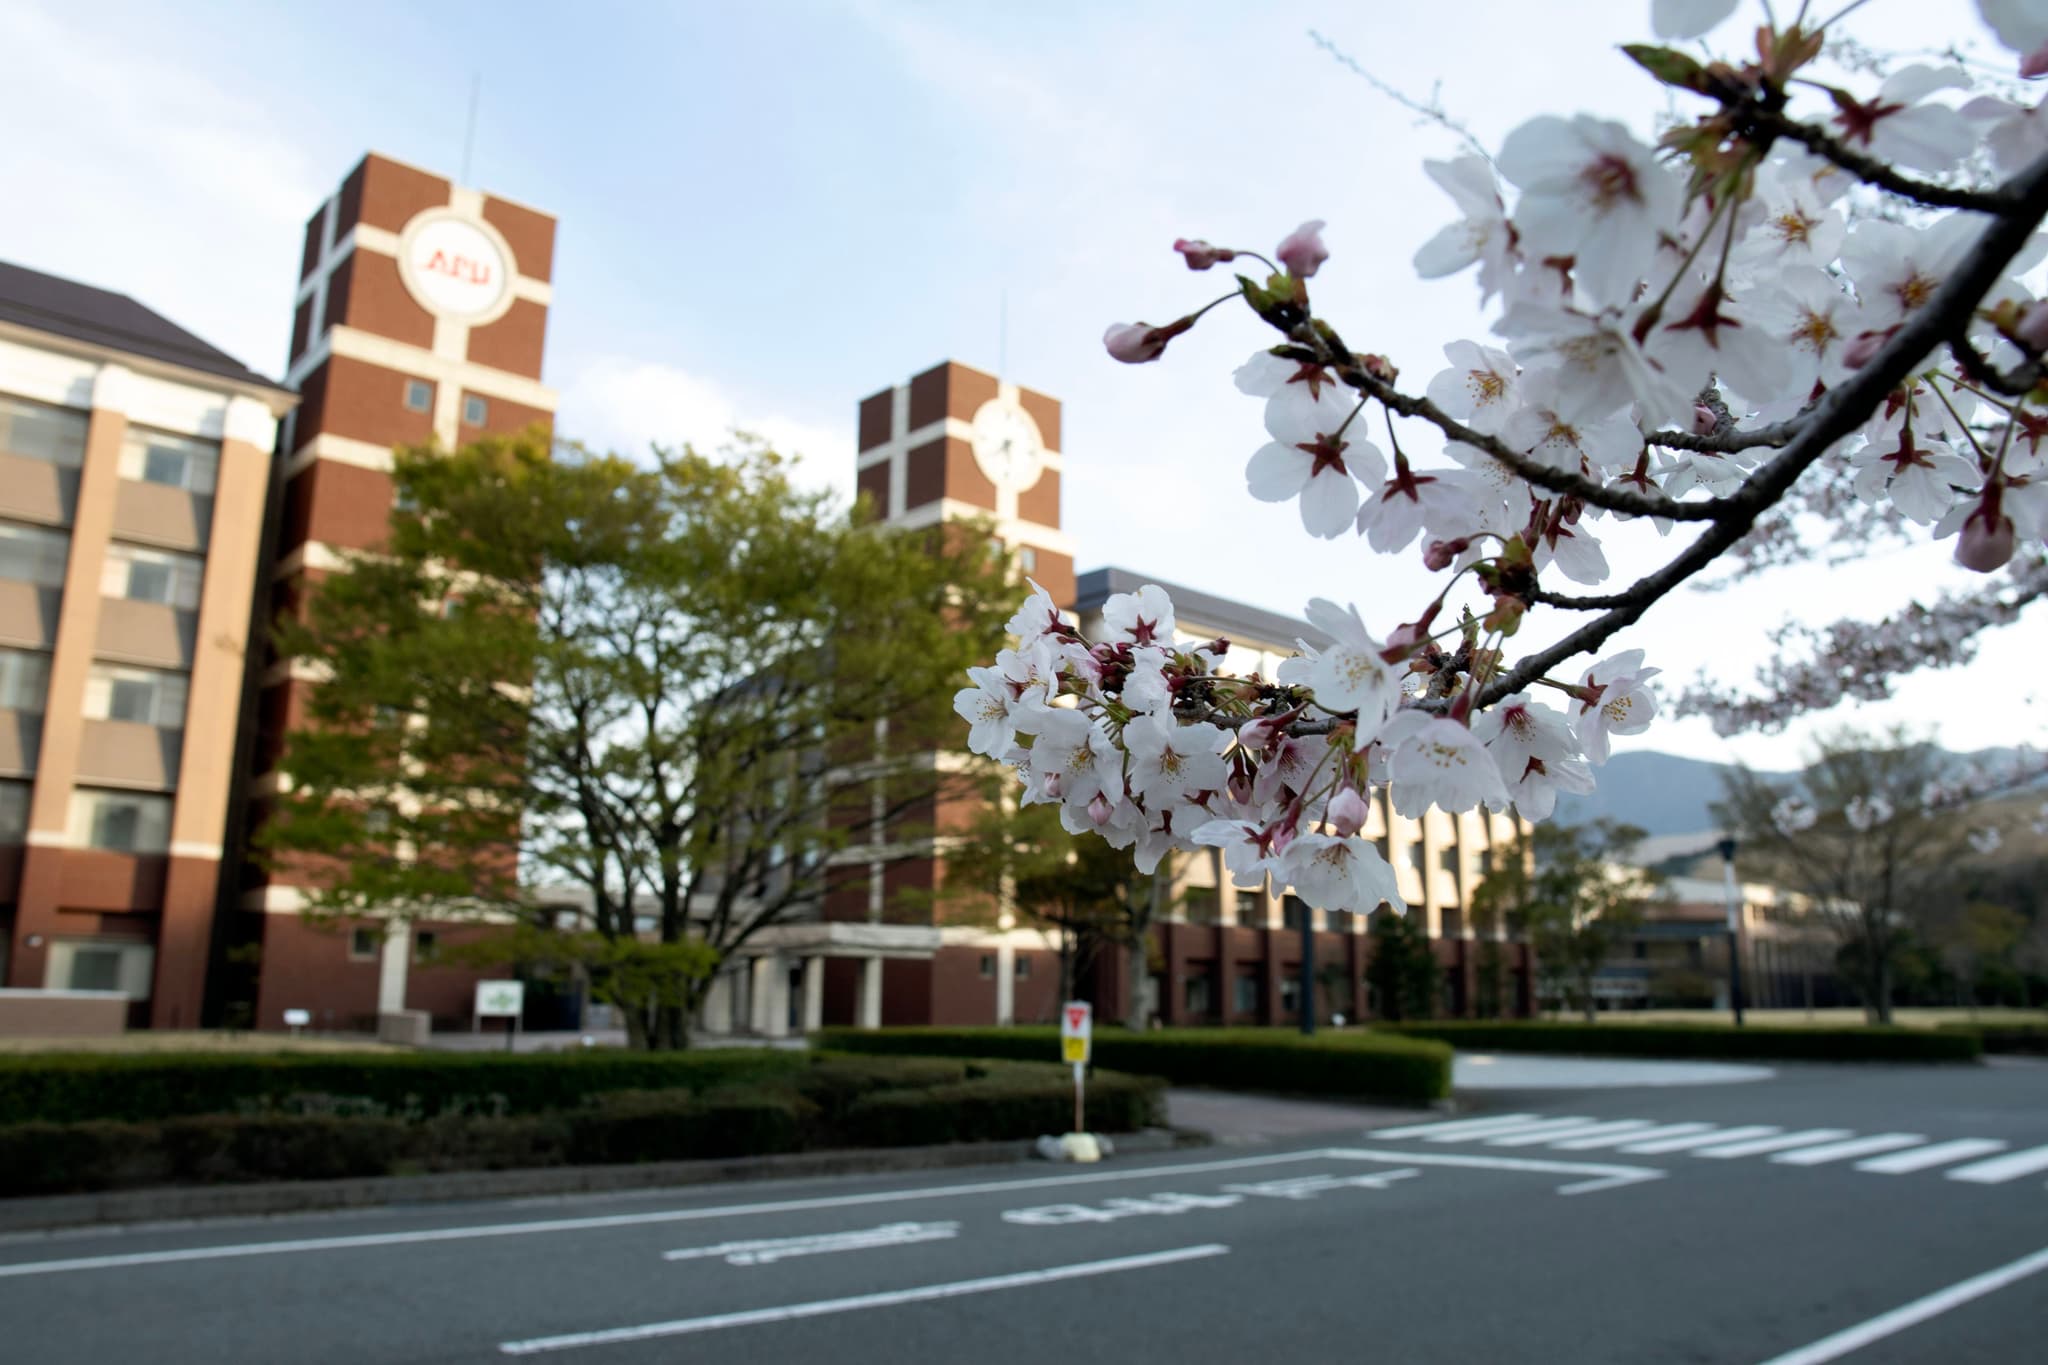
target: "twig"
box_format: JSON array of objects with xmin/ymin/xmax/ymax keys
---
[
  {"xmin": 1732, "ymin": 103, "xmax": 2016, "ymax": 215},
  {"xmin": 1947, "ymin": 332, "xmax": 2041, "ymax": 398},
  {"xmin": 1307, "ymin": 30, "xmax": 1494, "ymax": 168}
]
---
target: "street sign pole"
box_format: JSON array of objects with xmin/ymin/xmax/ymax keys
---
[
  {"xmin": 1073, "ymin": 1061, "xmax": 1085, "ymax": 1134},
  {"xmin": 1717, "ymin": 838, "xmax": 1747, "ymax": 1028},
  {"xmin": 1299, "ymin": 906, "xmax": 1316, "ymax": 1037},
  {"xmin": 1060, "ymin": 1001, "xmax": 1093, "ymax": 1133}
]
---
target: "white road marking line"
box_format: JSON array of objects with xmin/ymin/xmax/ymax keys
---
[
  {"xmin": 1693, "ymin": 1129, "xmax": 1854, "ymax": 1160},
  {"xmin": 1619, "ymin": 1125, "xmax": 1780, "ymax": 1155},
  {"xmin": 1429, "ymin": 1116, "xmax": 1594, "ymax": 1144},
  {"xmin": 1944, "ymin": 1143, "xmax": 2048, "ymax": 1185},
  {"xmin": 663, "ymin": 1222, "xmax": 959, "ymax": 1266},
  {"xmin": 1486, "ymin": 1120, "xmax": 1641, "ymax": 1148},
  {"xmin": 1552, "ymin": 1122, "xmax": 1703, "ymax": 1151},
  {"xmin": 1855, "ymin": 1138, "xmax": 2007, "ymax": 1174},
  {"xmin": 1324, "ymin": 1148, "xmax": 1664, "ymax": 1196},
  {"xmin": 0, "ymin": 1149, "xmax": 1341, "ymax": 1280},
  {"xmin": 1771, "ymin": 1134, "xmax": 1927, "ymax": 1167},
  {"xmin": 1367, "ymin": 1113, "xmax": 1542, "ymax": 1140},
  {"xmin": 497, "ymin": 1243, "xmax": 1232, "ymax": 1355},
  {"xmin": 1752, "ymin": 1241, "xmax": 2048, "ymax": 1365}
]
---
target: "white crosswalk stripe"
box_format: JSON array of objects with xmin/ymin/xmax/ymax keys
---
[
  {"xmin": 1552, "ymin": 1122, "xmax": 1711, "ymax": 1151},
  {"xmin": 1772, "ymin": 1134, "xmax": 1927, "ymax": 1167},
  {"xmin": 1619, "ymin": 1125, "xmax": 1781, "ymax": 1154},
  {"xmin": 1366, "ymin": 1114, "xmax": 1542, "ymax": 1141},
  {"xmin": 1486, "ymin": 1120, "xmax": 1633, "ymax": 1148},
  {"xmin": 1945, "ymin": 1145, "xmax": 2048, "ymax": 1185},
  {"xmin": 1426, "ymin": 1116, "xmax": 1593, "ymax": 1143},
  {"xmin": 1539, "ymin": 1120, "xmax": 1664, "ymax": 1150},
  {"xmin": 1856, "ymin": 1139, "xmax": 2008, "ymax": 1174},
  {"xmin": 1693, "ymin": 1129, "xmax": 1854, "ymax": 1160}
]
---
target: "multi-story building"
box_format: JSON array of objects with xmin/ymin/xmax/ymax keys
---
[
  {"xmin": 238, "ymin": 152, "xmax": 559, "ymax": 1033},
  {"xmin": 0, "ymin": 261, "xmax": 294, "ymax": 1028},
  {"xmin": 701, "ymin": 360, "xmax": 1534, "ymax": 1037}
]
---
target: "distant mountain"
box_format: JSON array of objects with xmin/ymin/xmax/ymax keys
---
[{"xmin": 1551, "ymin": 750, "xmax": 1777, "ymax": 837}]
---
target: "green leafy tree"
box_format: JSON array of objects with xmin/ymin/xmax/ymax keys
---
[
  {"xmin": 941, "ymin": 800, "xmax": 1155, "ymax": 1019},
  {"xmin": 1366, "ymin": 908, "xmax": 1439, "ymax": 1022},
  {"xmin": 264, "ymin": 431, "xmax": 1013, "ymax": 1048},
  {"xmin": 1928, "ymin": 901, "xmax": 2028, "ymax": 1015},
  {"xmin": 1472, "ymin": 820, "xmax": 1653, "ymax": 1022}
]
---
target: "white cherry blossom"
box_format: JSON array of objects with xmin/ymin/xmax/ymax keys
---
[
  {"xmin": 1280, "ymin": 833, "xmax": 1406, "ymax": 914},
  {"xmin": 1124, "ymin": 712, "xmax": 1231, "ymax": 809},
  {"xmin": 1301, "ymin": 598, "xmax": 1399, "ymax": 743},
  {"xmin": 1388, "ymin": 716, "xmax": 1511, "ymax": 817},
  {"xmin": 1413, "ymin": 156, "xmax": 1515, "ymax": 301},
  {"xmin": 1496, "ymin": 114, "xmax": 1681, "ymax": 308},
  {"xmin": 1426, "ymin": 341, "xmax": 1521, "ymax": 436},
  {"xmin": 1573, "ymin": 649, "xmax": 1660, "ymax": 764},
  {"xmin": 1245, "ymin": 382, "xmax": 1382, "ymax": 539}
]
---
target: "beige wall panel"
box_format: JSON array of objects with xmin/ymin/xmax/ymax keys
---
[
  {"xmin": 110, "ymin": 481, "xmax": 211, "ymax": 554},
  {"xmin": 0, "ymin": 710, "xmax": 40, "ymax": 777},
  {"xmin": 92, "ymin": 600, "xmax": 197, "ymax": 671},
  {"xmin": 74, "ymin": 718, "xmax": 179, "ymax": 791},
  {"xmin": 0, "ymin": 453, "xmax": 79, "ymax": 527},
  {"xmin": 0, "ymin": 583, "xmax": 60, "ymax": 651}
]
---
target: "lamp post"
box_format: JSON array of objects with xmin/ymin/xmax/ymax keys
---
[
  {"xmin": 1716, "ymin": 836, "xmax": 1746, "ymax": 1027},
  {"xmin": 1298, "ymin": 901, "xmax": 1316, "ymax": 1037}
]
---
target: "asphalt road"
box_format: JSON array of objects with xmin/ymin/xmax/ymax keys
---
[{"xmin": 3, "ymin": 1060, "xmax": 2046, "ymax": 1364}]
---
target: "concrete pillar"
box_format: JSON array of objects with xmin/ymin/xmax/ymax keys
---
[
  {"xmin": 802, "ymin": 956, "xmax": 825, "ymax": 1033},
  {"xmin": 858, "ymin": 956, "xmax": 883, "ymax": 1028},
  {"xmin": 751, "ymin": 954, "xmax": 788, "ymax": 1037},
  {"xmin": 996, "ymin": 941, "xmax": 1016, "ymax": 1024},
  {"xmin": 376, "ymin": 920, "xmax": 410, "ymax": 1016},
  {"xmin": 700, "ymin": 971, "xmax": 733, "ymax": 1036}
]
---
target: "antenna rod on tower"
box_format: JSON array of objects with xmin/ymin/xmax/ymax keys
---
[
  {"xmin": 999, "ymin": 288, "xmax": 1008, "ymax": 379},
  {"xmin": 461, "ymin": 74, "xmax": 481, "ymax": 183}
]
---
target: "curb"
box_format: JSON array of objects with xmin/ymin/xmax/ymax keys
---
[{"xmin": 0, "ymin": 1127, "xmax": 1205, "ymax": 1235}]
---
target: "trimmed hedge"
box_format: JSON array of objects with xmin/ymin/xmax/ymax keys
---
[
  {"xmin": 0, "ymin": 1054, "xmax": 1163, "ymax": 1199},
  {"xmin": 0, "ymin": 1049, "xmax": 808, "ymax": 1126},
  {"xmin": 812, "ymin": 1026, "xmax": 1453, "ymax": 1104},
  {"xmin": 1375, "ymin": 1020, "xmax": 1983, "ymax": 1063},
  {"xmin": 1940, "ymin": 1023, "xmax": 2048, "ymax": 1055}
]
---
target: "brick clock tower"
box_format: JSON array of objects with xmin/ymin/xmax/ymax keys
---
[
  {"xmin": 838, "ymin": 361, "xmax": 1074, "ymax": 1026},
  {"xmin": 241, "ymin": 152, "xmax": 557, "ymax": 1031}
]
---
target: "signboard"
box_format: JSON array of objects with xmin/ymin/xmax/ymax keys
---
[
  {"xmin": 398, "ymin": 209, "xmax": 514, "ymax": 323},
  {"xmin": 282, "ymin": 1008, "xmax": 311, "ymax": 1028},
  {"xmin": 1060, "ymin": 1000, "xmax": 1092, "ymax": 1064},
  {"xmin": 476, "ymin": 980, "xmax": 526, "ymax": 1018}
]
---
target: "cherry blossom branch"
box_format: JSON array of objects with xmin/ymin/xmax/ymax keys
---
[
  {"xmin": 1477, "ymin": 146, "xmax": 2048, "ymax": 708},
  {"xmin": 1646, "ymin": 419, "xmax": 1802, "ymax": 454},
  {"xmin": 1946, "ymin": 332, "xmax": 2041, "ymax": 399},
  {"xmin": 1728, "ymin": 102, "xmax": 2019, "ymax": 214}
]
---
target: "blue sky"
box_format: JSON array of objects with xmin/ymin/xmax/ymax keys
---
[{"xmin": 2, "ymin": 0, "xmax": 2034, "ymax": 769}]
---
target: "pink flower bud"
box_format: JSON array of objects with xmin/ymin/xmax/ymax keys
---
[
  {"xmin": 2024, "ymin": 41, "xmax": 2048, "ymax": 78},
  {"xmin": 1173, "ymin": 238, "xmax": 1237, "ymax": 270},
  {"xmin": 1956, "ymin": 500, "xmax": 2016, "ymax": 573},
  {"xmin": 1087, "ymin": 792, "xmax": 1115, "ymax": 828},
  {"xmin": 1102, "ymin": 316, "xmax": 1194, "ymax": 365},
  {"xmin": 1227, "ymin": 760, "xmax": 1255, "ymax": 807},
  {"xmin": 1276, "ymin": 219, "xmax": 1329, "ymax": 279},
  {"xmin": 1692, "ymin": 403, "xmax": 1718, "ymax": 435},
  {"xmin": 2019, "ymin": 301, "xmax": 2048, "ymax": 351},
  {"xmin": 1327, "ymin": 785, "xmax": 1370, "ymax": 838},
  {"xmin": 1422, "ymin": 537, "xmax": 1471, "ymax": 571},
  {"xmin": 1842, "ymin": 327, "xmax": 1896, "ymax": 370}
]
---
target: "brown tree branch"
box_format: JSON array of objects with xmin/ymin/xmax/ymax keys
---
[{"xmin": 1734, "ymin": 103, "xmax": 2019, "ymax": 215}]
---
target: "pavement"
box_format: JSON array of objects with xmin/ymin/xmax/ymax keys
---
[{"xmin": 2, "ymin": 1058, "xmax": 2045, "ymax": 1362}]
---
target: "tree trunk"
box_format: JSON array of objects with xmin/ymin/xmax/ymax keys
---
[{"xmin": 1126, "ymin": 934, "xmax": 1152, "ymax": 1030}]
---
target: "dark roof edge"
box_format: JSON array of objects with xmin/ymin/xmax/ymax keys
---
[{"xmin": 1071, "ymin": 566, "xmax": 1330, "ymax": 652}]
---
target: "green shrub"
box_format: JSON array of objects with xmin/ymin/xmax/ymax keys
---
[
  {"xmin": 569, "ymin": 1089, "xmax": 813, "ymax": 1164},
  {"xmin": 838, "ymin": 1067, "xmax": 1161, "ymax": 1147},
  {"xmin": 1939, "ymin": 1023, "xmax": 2048, "ymax": 1055},
  {"xmin": 813, "ymin": 1027, "xmax": 1452, "ymax": 1104},
  {"xmin": 0, "ymin": 1049, "xmax": 808, "ymax": 1126},
  {"xmin": 1376, "ymin": 1020, "xmax": 1983, "ymax": 1063}
]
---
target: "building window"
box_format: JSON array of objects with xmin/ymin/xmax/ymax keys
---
[
  {"xmin": 462, "ymin": 394, "xmax": 488, "ymax": 427},
  {"xmin": 69, "ymin": 789, "xmax": 172, "ymax": 854},
  {"xmin": 1184, "ymin": 971, "xmax": 1213, "ymax": 1019},
  {"xmin": 47, "ymin": 939, "xmax": 155, "ymax": 999},
  {"xmin": 1015, "ymin": 956, "xmax": 1032, "ymax": 980},
  {"xmin": 1233, "ymin": 968, "xmax": 1262, "ymax": 1018},
  {"xmin": 0, "ymin": 648, "xmax": 50, "ymax": 712},
  {"xmin": 1479, "ymin": 848, "xmax": 1495, "ymax": 876},
  {"xmin": 1282, "ymin": 894, "xmax": 1309, "ymax": 931},
  {"xmin": 1183, "ymin": 887, "xmax": 1220, "ymax": 925},
  {"xmin": 1280, "ymin": 975, "xmax": 1301, "ymax": 1017},
  {"xmin": 1374, "ymin": 834, "xmax": 1390, "ymax": 864},
  {"xmin": 0, "ymin": 780, "xmax": 28, "ymax": 841},
  {"xmin": 84, "ymin": 664, "xmax": 188, "ymax": 728},
  {"xmin": 118, "ymin": 427, "xmax": 219, "ymax": 494},
  {"xmin": 1406, "ymin": 842, "xmax": 1427, "ymax": 873},
  {"xmin": 348, "ymin": 926, "xmax": 380, "ymax": 960},
  {"xmin": 404, "ymin": 380, "xmax": 433, "ymax": 413},
  {"xmin": 1439, "ymin": 847, "xmax": 1460, "ymax": 875},
  {"xmin": 1017, "ymin": 546, "xmax": 1038, "ymax": 573},
  {"xmin": 103, "ymin": 542, "xmax": 204, "ymax": 609},
  {"xmin": 1234, "ymin": 890, "xmax": 1262, "ymax": 927},
  {"xmin": 978, "ymin": 953, "xmax": 996, "ymax": 979},
  {"xmin": 0, "ymin": 521, "xmax": 70, "ymax": 587},
  {"xmin": 414, "ymin": 931, "xmax": 439, "ymax": 964},
  {"xmin": 0, "ymin": 393, "xmax": 87, "ymax": 467}
]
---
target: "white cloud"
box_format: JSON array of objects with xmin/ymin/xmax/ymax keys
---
[{"xmin": 558, "ymin": 358, "xmax": 855, "ymax": 499}]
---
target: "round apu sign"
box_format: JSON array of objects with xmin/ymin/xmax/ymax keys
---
[{"xmin": 397, "ymin": 210, "xmax": 514, "ymax": 323}]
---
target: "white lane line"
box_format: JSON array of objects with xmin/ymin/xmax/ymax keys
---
[
  {"xmin": 1430, "ymin": 1116, "xmax": 1594, "ymax": 1144},
  {"xmin": 1620, "ymin": 1125, "xmax": 1779, "ymax": 1155},
  {"xmin": 497, "ymin": 1242, "xmax": 1231, "ymax": 1355},
  {"xmin": 1856, "ymin": 1138, "xmax": 2007, "ymax": 1174},
  {"xmin": 1553, "ymin": 1122, "xmax": 1704, "ymax": 1151},
  {"xmin": 1944, "ymin": 1143, "xmax": 2048, "ymax": 1185},
  {"xmin": 1367, "ymin": 1113, "xmax": 1542, "ymax": 1140},
  {"xmin": 0, "ymin": 1149, "xmax": 1337, "ymax": 1280},
  {"xmin": 1486, "ymin": 1120, "xmax": 1644, "ymax": 1148},
  {"xmin": 1693, "ymin": 1129, "xmax": 1854, "ymax": 1160},
  {"xmin": 1771, "ymin": 1134, "xmax": 1927, "ymax": 1168},
  {"xmin": 1325, "ymin": 1148, "xmax": 1664, "ymax": 1197},
  {"xmin": 663, "ymin": 1222, "xmax": 959, "ymax": 1266},
  {"xmin": 1752, "ymin": 1241, "xmax": 2048, "ymax": 1365}
]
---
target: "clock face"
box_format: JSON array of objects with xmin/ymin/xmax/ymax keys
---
[{"xmin": 969, "ymin": 399, "xmax": 1044, "ymax": 490}]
